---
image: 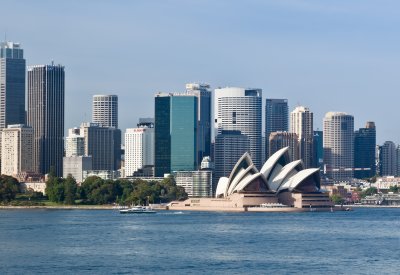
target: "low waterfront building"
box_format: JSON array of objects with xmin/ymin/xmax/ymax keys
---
[
  {"xmin": 83, "ymin": 170, "xmax": 120, "ymax": 181},
  {"xmin": 174, "ymin": 170, "xmax": 212, "ymax": 198}
]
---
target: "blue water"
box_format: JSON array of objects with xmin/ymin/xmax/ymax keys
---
[{"xmin": 0, "ymin": 208, "xmax": 399, "ymax": 274}]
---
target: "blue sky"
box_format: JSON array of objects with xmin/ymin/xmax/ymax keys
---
[{"xmin": 1, "ymin": 0, "xmax": 399, "ymax": 144}]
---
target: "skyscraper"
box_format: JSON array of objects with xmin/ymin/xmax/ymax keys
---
[
  {"xmin": 323, "ymin": 112, "xmax": 354, "ymax": 181},
  {"xmin": 215, "ymin": 87, "xmax": 262, "ymax": 168},
  {"xmin": 186, "ymin": 83, "xmax": 212, "ymax": 164},
  {"xmin": 380, "ymin": 141, "xmax": 397, "ymax": 176},
  {"xmin": 354, "ymin": 122, "xmax": 376, "ymax": 179},
  {"xmin": 92, "ymin": 95, "xmax": 118, "ymax": 128},
  {"xmin": 125, "ymin": 119, "xmax": 155, "ymax": 177},
  {"xmin": 154, "ymin": 93, "xmax": 198, "ymax": 177},
  {"xmin": 0, "ymin": 42, "xmax": 26, "ymax": 129},
  {"xmin": 1, "ymin": 124, "xmax": 33, "ymax": 176},
  {"xmin": 290, "ymin": 106, "xmax": 313, "ymax": 168},
  {"xmin": 79, "ymin": 122, "xmax": 121, "ymax": 171},
  {"xmin": 214, "ymin": 130, "xmax": 250, "ymax": 192},
  {"xmin": 265, "ymin": 99, "xmax": 288, "ymax": 159},
  {"xmin": 27, "ymin": 64, "xmax": 65, "ymax": 176},
  {"xmin": 313, "ymin": 130, "xmax": 324, "ymax": 168}
]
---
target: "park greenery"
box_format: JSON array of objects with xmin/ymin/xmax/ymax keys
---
[{"xmin": 45, "ymin": 173, "xmax": 188, "ymax": 205}]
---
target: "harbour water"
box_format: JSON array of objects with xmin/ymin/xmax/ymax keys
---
[{"xmin": 0, "ymin": 207, "xmax": 399, "ymax": 274}]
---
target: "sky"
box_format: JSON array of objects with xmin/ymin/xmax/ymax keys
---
[{"xmin": 1, "ymin": 0, "xmax": 399, "ymax": 144}]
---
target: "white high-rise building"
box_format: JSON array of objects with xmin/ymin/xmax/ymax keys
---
[
  {"xmin": 323, "ymin": 112, "xmax": 354, "ymax": 181},
  {"xmin": 124, "ymin": 121, "xmax": 154, "ymax": 177},
  {"xmin": 290, "ymin": 106, "xmax": 313, "ymax": 168},
  {"xmin": 92, "ymin": 95, "xmax": 118, "ymax": 128},
  {"xmin": 65, "ymin": 128, "xmax": 85, "ymax": 157},
  {"xmin": 214, "ymin": 87, "xmax": 262, "ymax": 168},
  {"xmin": 1, "ymin": 124, "xmax": 33, "ymax": 176}
]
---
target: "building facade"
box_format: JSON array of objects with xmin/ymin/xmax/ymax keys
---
[
  {"xmin": 175, "ymin": 170, "xmax": 212, "ymax": 198},
  {"xmin": 65, "ymin": 128, "xmax": 85, "ymax": 157},
  {"xmin": 80, "ymin": 122, "xmax": 121, "ymax": 171},
  {"xmin": 380, "ymin": 141, "xmax": 397, "ymax": 176},
  {"xmin": 63, "ymin": 156, "xmax": 92, "ymax": 183},
  {"xmin": 290, "ymin": 106, "xmax": 313, "ymax": 168},
  {"xmin": 154, "ymin": 93, "xmax": 198, "ymax": 176},
  {"xmin": 313, "ymin": 130, "xmax": 324, "ymax": 168},
  {"xmin": 27, "ymin": 64, "xmax": 65, "ymax": 176},
  {"xmin": 186, "ymin": 83, "xmax": 212, "ymax": 165},
  {"xmin": 1, "ymin": 125, "xmax": 33, "ymax": 176},
  {"xmin": 269, "ymin": 131, "xmax": 299, "ymax": 162},
  {"xmin": 265, "ymin": 99, "xmax": 288, "ymax": 159},
  {"xmin": 125, "ymin": 123, "xmax": 154, "ymax": 177},
  {"xmin": 354, "ymin": 122, "xmax": 376, "ymax": 179},
  {"xmin": 323, "ymin": 112, "xmax": 354, "ymax": 181},
  {"xmin": 214, "ymin": 130, "xmax": 250, "ymax": 192},
  {"xmin": 92, "ymin": 94, "xmax": 118, "ymax": 128},
  {"xmin": 215, "ymin": 87, "xmax": 262, "ymax": 169},
  {"xmin": 0, "ymin": 42, "xmax": 26, "ymax": 129}
]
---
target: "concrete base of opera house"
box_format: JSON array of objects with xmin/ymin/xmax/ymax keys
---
[{"xmin": 168, "ymin": 192, "xmax": 334, "ymax": 212}]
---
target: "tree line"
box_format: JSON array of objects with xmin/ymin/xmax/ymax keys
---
[{"xmin": 46, "ymin": 174, "xmax": 188, "ymax": 205}]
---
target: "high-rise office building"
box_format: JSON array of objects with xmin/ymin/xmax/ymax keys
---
[
  {"xmin": 214, "ymin": 130, "xmax": 250, "ymax": 191},
  {"xmin": 0, "ymin": 42, "xmax": 26, "ymax": 129},
  {"xmin": 323, "ymin": 112, "xmax": 354, "ymax": 181},
  {"xmin": 65, "ymin": 128, "xmax": 85, "ymax": 157},
  {"xmin": 92, "ymin": 95, "xmax": 118, "ymax": 128},
  {"xmin": 1, "ymin": 124, "xmax": 33, "ymax": 176},
  {"xmin": 186, "ymin": 83, "xmax": 212, "ymax": 164},
  {"xmin": 125, "ymin": 119, "xmax": 154, "ymax": 177},
  {"xmin": 269, "ymin": 131, "xmax": 299, "ymax": 162},
  {"xmin": 155, "ymin": 93, "xmax": 198, "ymax": 176},
  {"xmin": 380, "ymin": 141, "xmax": 397, "ymax": 176},
  {"xmin": 265, "ymin": 99, "xmax": 288, "ymax": 159},
  {"xmin": 27, "ymin": 64, "xmax": 65, "ymax": 176},
  {"xmin": 290, "ymin": 106, "xmax": 313, "ymax": 168},
  {"xmin": 215, "ymin": 87, "xmax": 262, "ymax": 168},
  {"xmin": 175, "ymin": 170, "xmax": 212, "ymax": 198},
  {"xmin": 79, "ymin": 122, "xmax": 121, "ymax": 171},
  {"xmin": 313, "ymin": 130, "xmax": 323, "ymax": 168},
  {"xmin": 354, "ymin": 122, "xmax": 376, "ymax": 179}
]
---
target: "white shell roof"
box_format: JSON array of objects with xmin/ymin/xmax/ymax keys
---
[
  {"xmin": 260, "ymin": 147, "xmax": 289, "ymax": 179},
  {"xmin": 216, "ymin": 177, "xmax": 229, "ymax": 198},
  {"xmin": 279, "ymin": 168, "xmax": 320, "ymax": 192},
  {"xmin": 269, "ymin": 160, "xmax": 303, "ymax": 191}
]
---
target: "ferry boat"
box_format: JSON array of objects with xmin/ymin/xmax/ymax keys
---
[{"xmin": 119, "ymin": 206, "xmax": 157, "ymax": 214}]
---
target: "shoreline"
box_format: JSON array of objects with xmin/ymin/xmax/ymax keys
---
[{"xmin": 0, "ymin": 204, "xmax": 399, "ymax": 210}]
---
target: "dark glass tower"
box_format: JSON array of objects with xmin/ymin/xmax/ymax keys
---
[
  {"xmin": 313, "ymin": 130, "xmax": 324, "ymax": 168},
  {"xmin": 27, "ymin": 64, "xmax": 65, "ymax": 176},
  {"xmin": 0, "ymin": 42, "xmax": 25, "ymax": 128},
  {"xmin": 265, "ymin": 99, "xmax": 288, "ymax": 159},
  {"xmin": 154, "ymin": 93, "xmax": 198, "ymax": 177},
  {"xmin": 354, "ymin": 122, "xmax": 376, "ymax": 179}
]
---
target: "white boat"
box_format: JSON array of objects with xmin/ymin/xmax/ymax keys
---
[{"xmin": 119, "ymin": 206, "xmax": 156, "ymax": 214}]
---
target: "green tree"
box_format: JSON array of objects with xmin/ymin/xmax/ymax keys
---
[
  {"xmin": 330, "ymin": 194, "xmax": 345, "ymax": 205},
  {"xmin": 0, "ymin": 175, "xmax": 20, "ymax": 202},
  {"xmin": 362, "ymin": 187, "xmax": 378, "ymax": 198},
  {"xmin": 46, "ymin": 176, "xmax": 65, "ymax": 203},
  {"xmin": 389, "ymin": 185, "xmax": 399, "ymax": 193},
  {"xmin": 64, "ymin": 175, "xmax": 77, "ymax": 204}
]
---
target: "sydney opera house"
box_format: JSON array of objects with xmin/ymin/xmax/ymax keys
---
[{"xmin": 169, "ymin": 147, "xmax": 333, "ymax": 212}]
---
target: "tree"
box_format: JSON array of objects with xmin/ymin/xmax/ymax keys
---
[
  {"xmin": 64, "ymin": 175, "xmax": 77, "ymax": 204},
  {"xmin": 0, "ymin": 176, "xmax": 20, "ymax": 202},
  {"xmin": 362, "ymin": 187, "xmax": 378, "ymax": 198},
  {"xmin": 330, "ymin": 194, "xmax": 344, "ymax": 205},
  {"xmin": 46, "ymin": 176, "xmax": 65, "ymax": 203}
]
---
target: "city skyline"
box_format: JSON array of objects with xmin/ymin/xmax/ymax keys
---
[{"xmin": 0, "ymin": 1, "xmax": 399, "ymax": 144}]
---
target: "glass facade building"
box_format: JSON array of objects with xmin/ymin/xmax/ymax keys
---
[
  {"xmin": 154, "ymin": 93, "xmax": 198, "ymax": 177},
  {"xmin": 27, "ymin": 64, "xmax": 65, "ymax": 176},
  {"xmin": 354, "ymin": 122, "xmax": 376, "ymax": 179},
  {"xmin": 0, "ymin": 42, "xmax": 25, "ymax": 129}
]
